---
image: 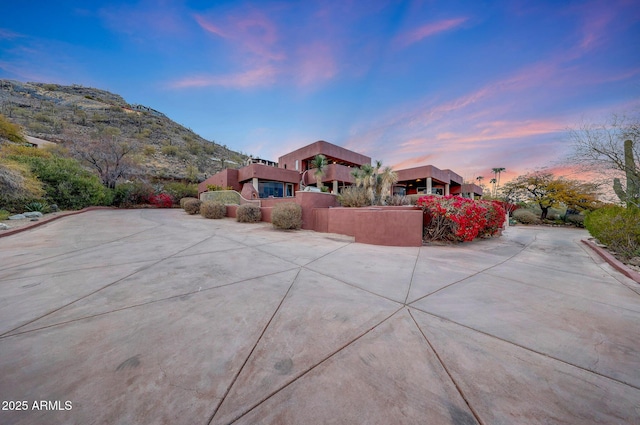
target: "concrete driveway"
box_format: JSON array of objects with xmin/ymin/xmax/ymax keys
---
[{"xmin": 1, "ymin": 209, "xmax": 639, "ymax": 425}]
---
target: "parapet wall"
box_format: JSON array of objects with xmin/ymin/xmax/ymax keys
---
[{"xmin": 223, "ymin": 193, "xmax": 424, "ymax": 247}]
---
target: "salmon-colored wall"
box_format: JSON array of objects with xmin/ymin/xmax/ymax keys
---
[
  {"xmin": 279, "ymin": 141, "xmax": 371, "ymax": 171},
  {"xmin": 294, "ymin": 191, "xmax": 339, "ymax": 230},
  {"xmin": 351, "ymin": 208, "xmax": 423, "ymax": 247},
  {"xmin": 198, "ymin": 169, "xmax": 240, "ymax": 194},
  {"xmin": 237, "ymin": 163, "xmax": 300, "ymax": 184}
]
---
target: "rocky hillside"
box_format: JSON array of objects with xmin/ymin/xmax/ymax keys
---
[{"xmin": 0, "ymin": 80, "xmax": 246, "ymax": 181}]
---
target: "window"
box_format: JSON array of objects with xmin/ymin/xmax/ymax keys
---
[
  {"xmin": 286, "ymin": 183, "xmax": 294, "ymax": 197},
  {"xmin": 258, "ymin": 181, "xmax": 284, "ymax": 198}
]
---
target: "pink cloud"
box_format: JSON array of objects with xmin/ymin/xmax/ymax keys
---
[
  {"xmin": 391, "ymin": 155, "xmax": 435, "ymax": 170},
  {"xmin": 170, "ymin": 66, "xmax": 277, "ymax": 89},
  {"xmin": 294, "ymin": 42, "xmax": 338, "ymax": 86},
  {"xmin": 397, "ymin": 17, "xmax": 468, "ymax": 47}
]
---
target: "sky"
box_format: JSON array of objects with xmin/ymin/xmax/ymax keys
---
[{"xmin": 1, "ymin": 0, "xmax": 639, "ymax": 183}]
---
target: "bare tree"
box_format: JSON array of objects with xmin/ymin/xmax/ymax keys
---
[
  {"xmin": 567, "ymin": 113, "xmax": 639, "ymax": 206},
  {"xmin": 70, "ymin": 128, "xmax": 138, "ymax": 188}
]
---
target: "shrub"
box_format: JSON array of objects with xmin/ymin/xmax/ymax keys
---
[
  {"xmin": 161, "ymin": 145, "xmax": 178, "ymax": 156},
  {"xmin": 406, "ymin": 194, "xmax": 422, "ymax": 205},
  {"xmin": 0, "ymin": 209, "xmax": 10, "ymax": 220},
  {"xmin": 566, "ymin": 214, "xmax": 585, "ymax": 227},
  {"xmin": 180, "ymin": 197, "xmax": 199, "ymax": 209},
  {"xmin": 236, "ymin": 204, "xmax": 262, "ymax": 223},
  {"xmin": 112, "ymin": 181, "xmax": 154, "ymax": 207},
  {"xmin": 200, "ymin": 201, "xmax": 226, "ymax": 219},
  {"xmin": 416, "ymin": 195, "xmax": 505, "ymax": 242},
  {"xmin": 183, "ymin": 199, "xmax": 201, "ymax": 215},
  {"xmin": 271, "ymin": 202, "xmax": 302, "ymax": 230},
  {"xmin": 0, "ymin": 113, "xmax": 27, "ymax": 143},
  {"xmin": 0, "ymin": 160, "xmax": 45, "ymax": 211},
  {"xmin": 24, "ymin": 201, "xmax": 47, "ymax": 212},
  {"xmin": 9, "ymin": 155, "xmax": 112, "ymax": 210},
  {"xmin": 386, "ymin": 195, "xmax": 411, "ymax": 206},
  {"xmin": 149, "ymin": 193, "xmax": 173, "ymax": 208},
  {"xmin": 585, "ymin": 205, "xmax": 640, "ymax": 260},
  {"xmin": 338, "ymin": 186, "xmax": 371, "ymax": 207},
  {"xmin": 142, "ymin": 145, "xmax": 156, "ymax": 156},
  {"xmin": 513, "ymin": 209, "xmax": 540, "ymax": 224},
  {"xmin": 164, "ymin": 182, "xmax": 198, "ymax": 201}
]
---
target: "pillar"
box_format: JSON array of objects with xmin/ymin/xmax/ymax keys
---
[
  {"xmin": 426, "ymin": 177, "xmax": 432, "ymax": 195},
  {"xmin": 444, "ymin": 183, "xmax": 450, "ymax": 196},
  {"xmin": 252, "ymin": 177, "xmax": 259, "ymax": 192},
  {"xmin": 333, "ymin": 180, "xmax": 338, "ymax": 194}
]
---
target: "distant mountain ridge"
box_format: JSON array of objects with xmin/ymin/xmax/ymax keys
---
[{"xmin": 0, "ymin": 79, "xmax": 246, "ymax": 181}]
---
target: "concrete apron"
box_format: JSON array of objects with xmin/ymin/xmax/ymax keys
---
[{"xmin": 0, "ymin": 210, "xmax": 639, "ymax": 425}]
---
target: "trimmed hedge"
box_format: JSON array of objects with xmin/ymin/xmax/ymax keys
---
[
  {"xmin": 513, "ymin": 209, "xmax": 540, "ymax": 224},
  {"xmin": 236, "ymin": 204, "xmax": 262, "ymax": 223},
  {"xmin": 271, "ymin": 202, "xmax": 302, "ymax": 230}
]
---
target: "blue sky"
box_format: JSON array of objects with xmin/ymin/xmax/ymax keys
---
[{"xmin": 1, "ymin": 0, "xmax": 639, "ymax": 182}]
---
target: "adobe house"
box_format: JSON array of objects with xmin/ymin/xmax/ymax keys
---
[
  {"xmin": 198, "ymin": 140, "xmax": 371, "ymax": 199},
  {"xmin": 196, "ymin": 140, "xmax": 484, "ymax": 246},
  {"xmin": 395, "ymin": 165, "xmax": 483, "ymax": 199}
]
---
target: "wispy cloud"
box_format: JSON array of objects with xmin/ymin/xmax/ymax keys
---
[
  {"xmin": 170, "ymin": 66, "xmax": 278, "ymax": 89},
  {"xmin": 396, "ymin": 17, "xmax": 468, "ymax": 47}
]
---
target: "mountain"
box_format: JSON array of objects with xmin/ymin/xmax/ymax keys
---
[{"xmin": 0, "ymin": 80, "xmax": 247, "ymax": 181}]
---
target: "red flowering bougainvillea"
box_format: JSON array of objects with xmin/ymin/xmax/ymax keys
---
[
  {"xmin": 149, "ymin": 193, "xmax": 174, "ymax": 208},
  {"xmin": 416, "ymin": 195, "xmax": 505, "ymax": 242}
]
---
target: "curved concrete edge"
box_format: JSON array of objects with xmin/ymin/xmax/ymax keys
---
[
  {"xmin": 581, "ymin": 239, "xmax": 640, "ymax": 284},
  {"xmin": 0, "ymin": 206, "xmax": 115, "ymax": 238}
]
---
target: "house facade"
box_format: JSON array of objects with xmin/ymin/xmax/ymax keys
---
[{"xmin": 198, "ymin": 140, "xmax": 482, "ymax": 199}]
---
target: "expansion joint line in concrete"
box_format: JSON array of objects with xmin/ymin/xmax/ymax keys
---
[
  {"xmin": 207, "ymin": 269, "xmax": 301, "ymax": 425},
  {"xmin": 0, "ymin": 266, "xmax": 300, "ymax": 339},
  {"xmin": 408, "ymin": 232, "xmax": 539, "ymax": 306},
  {"xmin": 408, "ymin": 308, "xmax": 485, "ymax": 425},
  {"xmin": 216, "ymin": 307, "xmax": 405, "ymax": 425},
  {"xmin": 413, "ymin": 308, "xmax": 640, "ymax": 392},
  {"xmin": 404, "ymin": 249, "xmax": 421, "ymax": 305},
  {"xmin": 0, "ymin": 232, "xmax": 222, "ymax": 338},
  {"xmin": 0, "ymin": 222, "xmax": 164, "ymax": 273}
]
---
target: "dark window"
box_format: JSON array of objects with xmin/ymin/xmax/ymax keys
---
[
  {"xmin": 286, "ymin": 183, "xmax": 294, "ymax": 197},
  {"xmin": 259, "ymin": 181, "xmax": 284, "ymax": 198}
]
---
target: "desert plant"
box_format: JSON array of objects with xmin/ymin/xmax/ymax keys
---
[
  {"xmin": 164, "ymin": 182, "xmax": 198, "ymax": 201},
  {"xmin": 149, "ymin": 193, "xmax": 173, "ymax": 208},
  {"xmin": 271, "ymin": 202, "xmax": 302, "ymax": 230},
  {"xmin": 565, "ymin": 214, "xmax": 585, "ymax": 227},
  {"xmin": 180, "ymin": 197, "xmax": 199, "ymax": 209},
  {"xmin": 585, "ymin": 205, "xmax": 640, "ymax": 260},
  {"xmin": 183, "ymin": 198, "xmax": 201, "ymax": 215},
  {"xmin": 386, "ymin": 195, "xmax": 410, "ymax": 206},
  {"xmin": 417, "ymin": 195, "xmax": 504, "ymax": 242},
  {"xmin": 24, "ymin": 201, "xmax": 47, "ymax": 212},
  {"xmin": 338, "ymin": 186, "xmax": 371, "ymax": 207},
  {"xmin": 161, "ymin": 145, "xmax": 178, "ymax": 156},
  {"xmin": 309, "ymin": 154, "xmax": 327, "ymax": 189},
  {"xmin": 200, "ymin": 201, "xmax": 226, "ymax": 219},
  {"xmin": 512, "ymin": 209, "xmax": 541, "ymax": 224},
  {"xmin": 0, "ymin": 209, "xmax": 10, "ymax": 220},
  {"xmin": 112, "ymin": 181, "xmax": 154, "ymax": 207},
  {"xmin": 236, "ymin": 204, "xmax": 262, "ymax": 223}
]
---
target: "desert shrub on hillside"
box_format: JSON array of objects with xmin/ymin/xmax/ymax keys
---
[
  {"xmin": 585, "ymin": 205, "xmax": 640, "ymax": 260},
  {"xmin": 183, "ymin": 199, "xmax": 201, "ymax": 215},
  {"xmin": 513, "ymin": 209, "xmax": 540, "ymax": 224},
  {"xmin": 236, "ymin": 204, "xmax": 262, "ymax": 223},
  {"xmin": 338, "ymin": 186, "xmax": 371, "ymax": 207},
  {"xmin": 271, "ymin": 202, "xmax": 302, "ymax": 230},
  {"xmin": 6, "ymin": 154, "xmax": 111, "ymax": 210},
  {"xmin": 0, "ymin": 113, "xmax": 26, "ymax": 143},
  {"xmin": 200, "ymin": 201, "xmax": 226, "ymax": 219},
  {"xmin": 0, "ymin": 160, "xmax": 45, "ymax": 212},
  {"xmin": 164, "ymin": 182, "xmax": 197, "ymax": 201}
]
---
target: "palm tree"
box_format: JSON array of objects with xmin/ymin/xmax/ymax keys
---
[
  {"xmin": 380, "ymin": 166, "xmax": 398, "ymax": 202},
  {"xmin": 491, "ymin": 167, "xmax": 505, "ymax": 197},
  {"xmin": 490, "ymin": 178, "xmax": 497, "ymax": 197},
  {"xmin": 309, "ymin": 154, "xmax": 328, "ymax": 189}
]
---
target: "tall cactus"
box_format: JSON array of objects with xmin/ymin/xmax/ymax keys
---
[{"xmin": 613, "ymin": 139, "xmax": 639, "ymax": 208}]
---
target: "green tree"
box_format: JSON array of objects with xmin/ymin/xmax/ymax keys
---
[{"xmin": 501, "ymin": 171, "xmax": 600, "ymax": 219}]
